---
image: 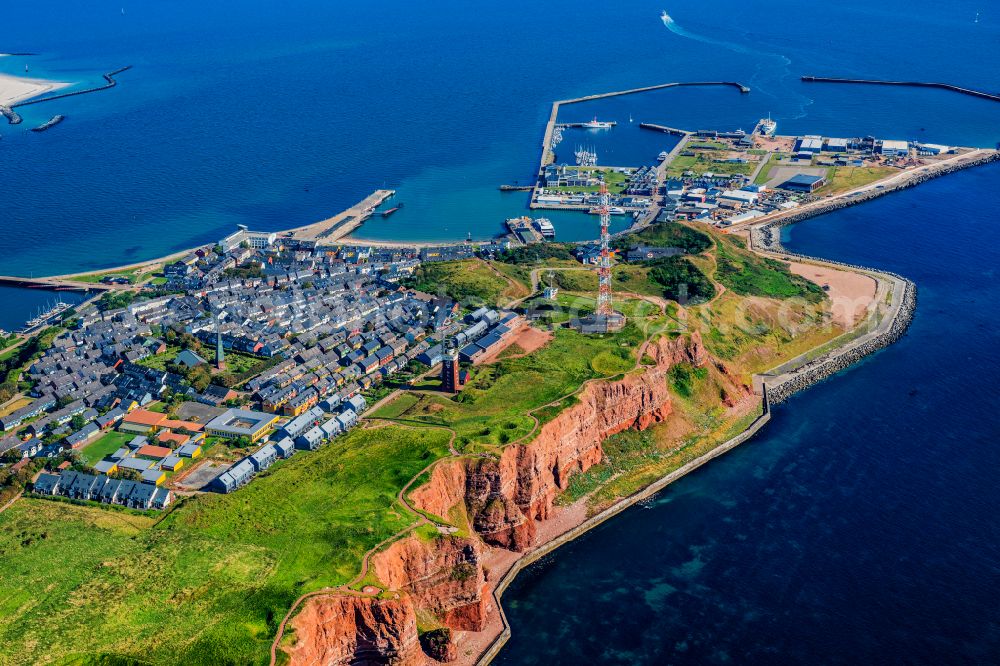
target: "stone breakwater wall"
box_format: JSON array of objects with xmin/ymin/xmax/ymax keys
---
[
  {"xmin": 754, "ymin": 151, "xmax": 1000, "ymax": 249},
  {"xmin": 765, "ymin": 279, "xmax": 916, "ymax": 404},
  {"xmin": 741, "ymin": 159, "xmax": 993, "ymax": 402}
]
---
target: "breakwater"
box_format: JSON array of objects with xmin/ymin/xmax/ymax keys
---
[
  {"xmin": 765, "ymin": 277, "xmax": 916, "ymax": 404},
  {"xmin": 802, "ymin": 76, "xmax": 1000, "ymax": 103},
  {"xmin": 31, "ymin": 115, "xmax": 64, "ymax": 132},
  {"xmin": 11, "ymin": 66, "xmax": 131, "ymax": 108},
  {"xmin": 754, "ymin": 150, "xmax": 1000, "ymax": 238},
  {"xmin": 0, "ymin": 105, "xmax": 22, "ymax": 125},
  {"xmin": 638, "ymin": 122, "xmax": 690, "ymax": 136},
  {"xmin": 538, "ymin": 80, "xmax": 749, "ymax": 169}
]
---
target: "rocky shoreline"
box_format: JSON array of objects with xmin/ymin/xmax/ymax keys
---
[
  {"xmin": 740, "ymin": 156, "xmax": 1000, "ymax": 403},
  {"xmin": 755, "ymin": 150, "xmax": 1000, "ymax": 244},
  {"xmin": 765, "ymin": 279, "xmax": 916, "ymax": 404}
]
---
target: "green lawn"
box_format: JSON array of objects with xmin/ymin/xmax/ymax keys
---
[
  {"xmin": 68, "ymin": 269, "xmax": 152, "ymax": 285},
  {"xmin": 712, "ymin": 231, "xmax": 825, "ymax": 303},
  {"xmin": 135, "ymin": 345, "xmax": 182, "ymax": 370},
  {"xmin": 371, "ymin": 326, "xmax": 641, "ymax": 452},
  {"xmin": 814, "ymin": 166, "xmax": 897, "ymax": 195},
  {"xmin": 405, "ymin": 259, "xmax": 510, "ymax": 306},
  {"xmin": 0, "ymin": 425, "xmax": 451, "ymax": 665},
  {"xmin": 667, "ymin": 152, "xmax": 756, "ymax": 178},
  {"xmin": 546, "ymin": 167, "xmax": 631, "ymax": 194},
  {"xmin": 80, "ymin": 431, "xmax": 133, "ymax": 465}
]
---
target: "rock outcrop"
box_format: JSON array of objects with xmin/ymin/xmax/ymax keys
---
[
  {"xmin": 289, "ymin": 595, "xmax": 425, "ymax": 666},
  {"xmin": 372, "ymin": 536, "xmax": 488, "ymax": 632},
  {"xmin": 411, "ymin": 332, "xmax": 706, "ymax": 552}
]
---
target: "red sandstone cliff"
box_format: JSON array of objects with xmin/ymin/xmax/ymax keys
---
[
  {"xmin": 410, "ymin": 331, "xmax": 705, "ymax": 552},
  {"xmin": 288, "ymin": 333, "xmax": 723, "ymax": 665},
  {"xmin": 288, "ymin": 595, "xmax": 426, "ymax": 666},
  {"xmin": 372, "ymin": 536, "xmax": 488, "ymax": 632}
]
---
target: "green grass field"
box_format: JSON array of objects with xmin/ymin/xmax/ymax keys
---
[
  {"xmin": 712, "ymin": 231, "xmax": 825, "ymax": 303},
  {"xmin": 667, "ymin": 152, "xmax": 756, "ymax": 178},
  {"xmin": 815, "ymin": 166, "xmax": 897, "ymax": 195},
  {"xmin": 0, "ymin": 425, "xmax": 451, "ymax": 665},
  {"xmin": 370, "ymin": 326, "xmax": 641, "ymax": 452},
  {"xmin": 80, "ymin": 431, "xmax": 133, "ymax": 465},
  {"xmin": 135, "ymin": 345, "xmax": 182, "ymax": 370},
  {"xmin": 405, "ymin": 259, "xmax": 511, "ymax": 306},
  {"xmin": 546, "ymin": 167, "xmax": 630, "ymax": 194}
]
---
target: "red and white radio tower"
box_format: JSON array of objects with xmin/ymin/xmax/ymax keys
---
[{"xmin": 596, "ymin": 179, "xmax": 613, "ymax": 316}]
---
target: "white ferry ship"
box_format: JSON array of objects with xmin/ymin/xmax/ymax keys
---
[
  {"xmin": 582, "ymin": 116, "xmax": 614, "ymax": 130},
  {"xmin": 758, "ymin": 114, "xmax": 777, "ymax": 136},
  {"xmin": 534, "ymin": 218, "xmax": 555, "ymax": 238}
]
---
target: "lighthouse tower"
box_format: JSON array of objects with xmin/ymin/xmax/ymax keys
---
[
  {"xmin": 441, "ymin": 339, "xmax": 461, "ymax": 393},
  {"xmin": 215, "ymin": 313, "xmax": 226, "ymax": 371}
]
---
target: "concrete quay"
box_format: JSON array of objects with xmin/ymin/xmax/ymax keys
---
[{"xmin": 290, "ymin": 189, "xmax": 396, "ymax": 242}]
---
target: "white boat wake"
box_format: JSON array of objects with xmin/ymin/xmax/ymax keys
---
[{"xmin": 659, "ymin": 9, "xmax": 814, "ymax": 119}]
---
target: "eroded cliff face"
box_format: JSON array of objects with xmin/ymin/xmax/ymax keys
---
[
  {"xmin": 372, "ymin": 536, "xmax": 488, "ymax": 632},
  {"xmin": 289, "ymin": 333, "xmax": 718, "ymax": 664},
  {"xmin": 421, "ymin": 332, "xmax": 707, "ymax": 552},
  {"xmin": 289, "ymin": 595, "xmax": 425, "ymax": 666}
]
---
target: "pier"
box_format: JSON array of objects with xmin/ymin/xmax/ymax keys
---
[
  {"xmin": 12, "ymin": 66, "xmax": 132, "ymax": 108},
  {"xmin": 557, "ymin": 121, "xmax": 618, "ymax": 128},
  {"xmin": 539, "ymin": 80, "xmax": 749, "ymax": 168},
  {"xmin": 801, "ymin": 76, "xmax": 1000, "ymax": 103},
  {"xmin": 638, "ymin": 122, "xmax": 691, "ymax": 137},
  {"xmin": 0, "ymin": 275, "xmax": 110, "ymax": 292},
  {"xmin": 291, "ymin": 189, "xmax": 396, "ymax": 242}
]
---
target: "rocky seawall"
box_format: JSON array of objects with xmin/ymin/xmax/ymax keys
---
[
  {"xmin": 755, "ymin": 151, "xmax": 999, "ymax": 244},
  {"xmin": 765, "ymin": 279, "xmax": 916, "ymax": 404}
]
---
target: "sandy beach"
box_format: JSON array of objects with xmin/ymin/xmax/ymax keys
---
[
  {"xmin": 787, "ymin": 261, "xmax": 878, "ymax": 328},
  {"xmin": 0, "ymin": 65, "xmax": 70, "ymax": 106}
]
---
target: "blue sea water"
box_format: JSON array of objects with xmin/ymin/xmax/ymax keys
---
[
  {"xmin": 2, "ymin": 1, "xmax": 1000, "ymax": 661},
  {"xmin": 1, "ymin": 0, "xmax": 998, "ymax": 278}
]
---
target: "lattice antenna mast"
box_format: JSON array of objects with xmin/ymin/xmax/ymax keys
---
[{"xmin": 596, "ymin": 178, "xmax": 613, "ymax": 316}]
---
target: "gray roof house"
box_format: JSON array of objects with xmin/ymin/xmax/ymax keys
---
[
  {"xmin": 295, "ymin": 426, "xmax": 324, "ymax": 451},
  {"xmin": 248, "ymin": 444, "xmax": 278, "ymax": 472}
]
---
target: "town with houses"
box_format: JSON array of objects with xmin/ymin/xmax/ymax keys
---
[{"xmin": 0, "ymin": 227, "xmax": 524, "ymax": 511}]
